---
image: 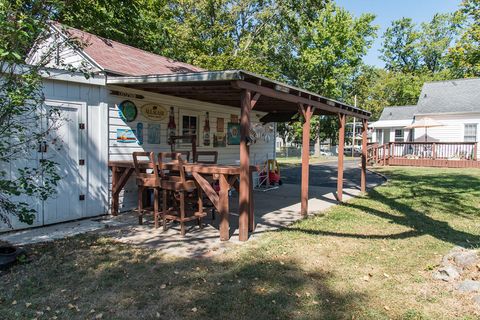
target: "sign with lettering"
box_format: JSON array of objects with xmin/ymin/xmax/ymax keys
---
[
  {"xmin": 110, "ymin": 90, "xmax": 144, "ymax": 99},
  {"xmin": 140, "ymin": 103, "xmax": 168, "ymax": 121}
]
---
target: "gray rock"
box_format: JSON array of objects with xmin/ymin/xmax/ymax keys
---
[
  {"xmin": 433, "ymin": 265, "xmax": 460, "ymax": 282},
  {"xmin": 474, "ymin": 295, "xmax": 480, "ymax": 307},
  {"xmin": 452, "ymin": 251, "xmax": 478, "ymax": 268},
  {"xmin": 441, "ymin": 247, "xmax": 479, "ymax": 269},
  {"xmin": 441, "ymin": 246, "xmax": 465, "ymax": 266},
  {"xmin": 457, "ymin": 280, "xmax": 480, "ymax": 293}
]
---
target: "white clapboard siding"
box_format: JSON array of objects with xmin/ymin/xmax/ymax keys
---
[
  {"xmin": 414, "ymin": 114, "xmax": 480, "ymax": 159},
  {"xmin": 27, "ymin": 32, "xmax": 100, "ymax": 73},
  {"xmin": 107, "ymin": 85, "xmax": 275, "ymax": 212},
  {"xmin": 414, "ymin": 114, "xmax": 480, "ymax": 142}
]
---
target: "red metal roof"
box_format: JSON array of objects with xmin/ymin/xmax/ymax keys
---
[{"xmin": 55, "ymin": 23, "xmax": 204, "ymax": 76}]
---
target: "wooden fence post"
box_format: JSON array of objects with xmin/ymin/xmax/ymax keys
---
[{"xmin": 382, "ymin": 145, "xmax": 386, "ymax": 166}]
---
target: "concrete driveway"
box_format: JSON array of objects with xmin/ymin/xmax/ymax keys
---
[{"xmin": 281, "ymin": 159, "xmax": 384, "ymax": 188}]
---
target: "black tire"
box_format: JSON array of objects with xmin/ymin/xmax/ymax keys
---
[{"xmin": 0, "ymin": 246, "xmax": 25, "ymax": 270}]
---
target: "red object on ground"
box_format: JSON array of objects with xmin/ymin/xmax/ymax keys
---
[{"xmin": 269, "ymin": 171, "xmax": 281, "ymax": 184}]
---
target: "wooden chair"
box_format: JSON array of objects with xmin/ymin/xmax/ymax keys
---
[
  {"xmin": 132, "ymin": 152, "xmax": 162, "ymax": 228},
  {"xmin": 194, "ymin": 151, "xmax": 218, "ymax": 164},
  {"xmin": 170, "ymin": 135, "xmax": 197, "ymax": 161},
  {"xmin": 176, "ymin": 150, "xmax": 191, "ymax": 162},
  {"xmin": 158, "ymin": 152, "xmax": 206, "ymax": 235}
]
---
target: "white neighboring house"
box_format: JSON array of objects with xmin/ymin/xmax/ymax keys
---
[
  {"xmin": 370, "ymin": 78, "xmax": 480, "ymax": 147},
  {"xmin": 370, "ymin": 105, "xmax": 416, "ymax": 144},
  {"xmin": 413, "ymin": 78, "xmax": 480, "ymax": 143}
]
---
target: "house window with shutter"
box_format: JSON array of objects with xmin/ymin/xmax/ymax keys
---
[{"xmin": 464, "ymin": 124, "xmax": 478, "ymax": 142}]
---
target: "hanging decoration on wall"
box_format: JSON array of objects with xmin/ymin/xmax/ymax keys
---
[
  {"xmin": 252, "ymin": 123, "xmax": 274, "ymax": 143},
  {"xmin": 203, "ymin": 112, "xmax": 211, "ymax": 146},
  {"xmin": 167, "ymin": 106, "xmax": 176, "ymax": 145},
  {"xmin": 147, "ymin": 124, "xmax": 161, "ymax": 144},
  {"xmin": 140, "ymin": 103, "xmax": 168, "ymax": 121},
  {"xmin": 249, "ymin": 128, "xmax": 257, "ymax": 144},
  {"xmin": 118, "ymin": 100, "xmax": 137, "ymax": 122},
  {"xmin": 263, "ymin": 124, "xmax": 274, "ymax": 142},
  {"xmin": 227, "ymin": 122, "xmax": 241, "ymax": 145},
  {"xmin": 213, "ymin": 133, "xmax": 226, "ymax": 147},
  {"xmin": 116, "ymin": 128, "xmax": 137, "ymax": 143},
  {"xmin": 136, "ymin": 123, "xmax": 144, "ymax": 145}
]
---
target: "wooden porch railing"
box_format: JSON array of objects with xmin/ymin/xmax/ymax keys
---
[
  {"xmin": 367, "ymin": 142, "xmax": 479, "ymax": 168},
  {"xmin": 366, "ymin": 143, "xmax": 390, "ymax": 166}
]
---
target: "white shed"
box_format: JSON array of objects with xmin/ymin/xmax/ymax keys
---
[{"xmin": 2, "ymin": 24, "xmax": 275, "ymax": 231}]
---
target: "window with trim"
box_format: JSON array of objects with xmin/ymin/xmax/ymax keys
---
[
  {"xmin": 464, "ymin": 124, "xmax": 478, "ymax": 142},
  {"xmin": 181, "ymin": 115, "xmax": 198, "ymax": 141},
  {"xmin": 394, "ymin": 129, "xmax": 404, "ymax": 142},
  {"xmin": 375, "ymin": 129, "xmax": 382, "ymax": 144}
]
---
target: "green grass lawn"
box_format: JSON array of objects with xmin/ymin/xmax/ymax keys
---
[{"xmin": 1, "ymin": 167, "xmax": 479, "ymax": 319}]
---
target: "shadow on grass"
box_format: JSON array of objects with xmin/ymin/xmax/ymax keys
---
[
  {"xmin": 0, "ymin": 236, "xmax": 367, "ymax": 320},
  {"xmin": 287, "ymin": 170, "xmax": 480, "ymax": 248}
]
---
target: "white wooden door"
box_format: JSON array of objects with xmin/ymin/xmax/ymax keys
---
[
  {"xmin": 383, "ymin": 129, "xmax": 391, "ymax": 144},
  {"xmin": 42, "ymin": 101, "xmax": 86, "ymax": 225}
]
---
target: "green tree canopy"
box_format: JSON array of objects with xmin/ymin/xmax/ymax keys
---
[{"xmin": 448, "ymin": 0, "xmax": 480, "ymax": 77}]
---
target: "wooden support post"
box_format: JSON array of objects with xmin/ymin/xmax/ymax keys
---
[
  {"xmin": 474, "ymin": 143, "xmax": 478, "ymax": 161},
  {"xmin": 239, "ymin": 89, "xmax": 251, "ymax": 241},
  {"xmin": 361, "ymin": 119, "xmax": 367, "ymax": 193},
  {"xmin": 300, "ymin": 104, "xmax": 312, "ymax": 216},
  {"xmin": 111, "ymin": 166, "xmax": 119, "ymax": 215},
  {"xmin": 337, "ymin": 114, "xmax": 346, "ymax": 202},
  {"xmin": 219, "ymin": 174, "xmax": 230, "ymax": 241},
  {"xmin": 248, "ymin": 170, "xmax": 255, "ymax": 232}
]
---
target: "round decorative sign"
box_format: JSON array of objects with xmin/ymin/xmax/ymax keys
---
[
  {"xmin": 140, "ymin": 103, "xmax": 168, "ymax": 121},
  {"xmin": 118, "ymin": 100, "xmax": 137, "ymax": 122}
]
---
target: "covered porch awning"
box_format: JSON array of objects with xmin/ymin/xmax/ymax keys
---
[
  {"xmin": 107, "ymin": 70, "xmax": 371, "ymax": 241},
  {"xmin": 107, "ymin": 70, "xmax": 370, "ymax": 120}
]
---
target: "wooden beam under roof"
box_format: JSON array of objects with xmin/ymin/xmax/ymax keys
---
[{"xmin": 232, "ymin": 80, "xmax": 370, "ymax": 119}]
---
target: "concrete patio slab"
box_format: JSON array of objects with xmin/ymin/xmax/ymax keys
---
[{"xmin": 0, "ymin": 161, "xmax": 384, "ymax": 258}]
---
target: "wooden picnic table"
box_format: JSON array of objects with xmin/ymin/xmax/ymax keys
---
[{"xmin": 108, "ymin": 160, "xmax": 256, "ymax": 241}]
